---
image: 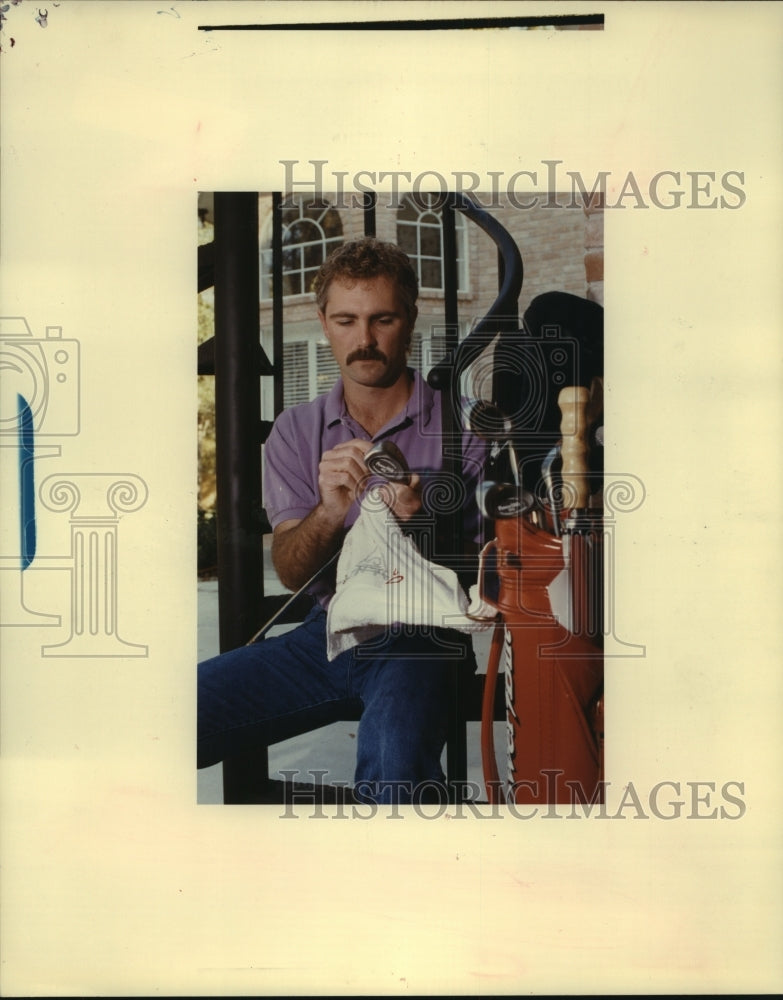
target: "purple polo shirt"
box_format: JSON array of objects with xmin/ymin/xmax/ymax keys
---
[{"xmin": 263, "ymin": 369, "xmax": 487, "ymax": 601}]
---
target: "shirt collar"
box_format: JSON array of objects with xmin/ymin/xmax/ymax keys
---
[{"xmin": 325, "ymin": 368, "xmax": 438, "ymax": 434}]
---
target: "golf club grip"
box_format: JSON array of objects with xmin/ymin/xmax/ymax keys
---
[{"xmin": 558, "ymin": 386, "xmax": 591, "ymax": 510}]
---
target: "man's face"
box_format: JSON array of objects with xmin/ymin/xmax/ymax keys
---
[{"xmin": 318, "ymin": 276, "xmax": 417, "ymax": 390}]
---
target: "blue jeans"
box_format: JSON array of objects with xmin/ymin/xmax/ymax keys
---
[{"xmin": 198, "ymin": 606, "xmax": 476, "ymax": 803}]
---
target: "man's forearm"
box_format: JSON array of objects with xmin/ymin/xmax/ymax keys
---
[{"xmin": 271, "ymin": 505, "xmax": 346, "ymax": 591}]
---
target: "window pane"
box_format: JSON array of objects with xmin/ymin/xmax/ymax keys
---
[
  {"xmin": 398, "ymin": 225, "xmax": 417, "ymax": 254},
  {"xmin": 421, "ymin": 259, "xmax": 442, "ymax": 289},
  {"xmin": 303, "ymin": 267, "xmax": 321, "ymax": 294},
  {"xmin": 322, "ymin": 208, "xmax": 343, "ymax": 238},
  {"xmin": 282, "ymin": 272, "xmax": 301, "ymax": 297},
  {"xmin": 282, "ymin": 245, "xmax": 303, "ymax": 273},
  {"xmin": 287, "ymin": 219, "xmax": 319, "ymax": 245},
  {"xmin": 419, "ymin": 225, "xmax": 441, "ymax": 256},
  {"xmin": 303, "ymin": 242, "xmax": 324, "ymax": 269}
]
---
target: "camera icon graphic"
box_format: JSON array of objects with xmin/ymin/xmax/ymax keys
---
[{"xmin": 0, "ymin": 317, "xmax": 80, "ymax": 437}]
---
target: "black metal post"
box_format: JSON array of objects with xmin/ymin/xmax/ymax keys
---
[
  {"xmin": 442, "ymin": 202, "xmax": 458, "ymax": 340},
  {"xmin": 272, "ymin": 192, "xmax": 285, "ymax": 418},
  {"xmin": 213, "ymin": 192, "xmax": 263, "ymax": 649},
  {"xmin": 213, "ymin": 192, "xmax": 269, "ymax": 802},
  {"xmin": 362, "ymin": 192, "xmax": 377, "ymax": 237},
  {"xmin": 440, "ymin": 197, "xmax": 468, "ymax": 802}
]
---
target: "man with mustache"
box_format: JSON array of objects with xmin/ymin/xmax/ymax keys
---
[{"xmin": 198, "ymin": 237, "xmax": 486, "ymax": 804}]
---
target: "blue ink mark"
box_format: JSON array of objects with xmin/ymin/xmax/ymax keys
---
[{"xmin": 18, "ymin": 393, "xmax": 36, "ymax": 570}]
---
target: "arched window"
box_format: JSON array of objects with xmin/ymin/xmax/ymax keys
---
[
  {"xmin": 396, "ymin": 193, "xmax": 468, "ymax": 292},
  {"xmin": 261, "ymin": 197, "xmax": 344, "ymax": 299}
]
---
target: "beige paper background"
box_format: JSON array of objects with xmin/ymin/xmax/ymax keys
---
[{"xmin": 1, "ymin": 0, "xmax": 781, "ymax": 994}]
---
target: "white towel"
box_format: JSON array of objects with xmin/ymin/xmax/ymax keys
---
[{"xmin": 326, "ymin": 497, "xmax": 495, "ymax": 661}]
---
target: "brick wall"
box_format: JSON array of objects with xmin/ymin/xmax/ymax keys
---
[
  {"xmin": 256, "ymin": 193, "xmax": 602, "ymax": 333},
  {"xmin": 583, "ymin": 193, "xmax": 604, "ymax": 306}
]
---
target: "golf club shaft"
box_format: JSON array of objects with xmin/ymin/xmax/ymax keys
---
[
  {"xmin": 541, "ymin": 446, "xmax": 561, "ymax": 538},
  {"xmin": 245, "ymin": 548, "xmax": 341, "ymax": 644}
]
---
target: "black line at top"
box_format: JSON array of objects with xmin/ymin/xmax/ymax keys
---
[{"xmin": 197, "ymin": 14, "xmax": 604, "ymax": 32}]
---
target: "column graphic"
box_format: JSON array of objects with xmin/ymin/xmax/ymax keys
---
[{"xmin": 39, "ymin": 474, "xmax": 149, "ymax": 657}]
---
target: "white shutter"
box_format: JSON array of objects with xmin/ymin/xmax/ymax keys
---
[
  {"xmin": 283, "ymin": 342, "xmax": 310, "ymax": 408},
  {"xmin": 316, "ymin": 343, "xmax": 340, "ymax": 397}
]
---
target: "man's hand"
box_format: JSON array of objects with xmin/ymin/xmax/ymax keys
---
[
  {"xmin": 319, "ymin": 439, "xmax": 423, "ymax": 522},
  {"xmin": 272, "ymin": 438, "xmax": 373, "ymax": 592},
  {"xmin": 379, "ymin": 474, "xmax": 424, "ymax": 523},
  {"xmin": 272, "ymin": 437, "xmax": 425, "ymax": 592},
  {"xmin": 317, "ymin": 439, "xmax": 374, "ymax": 522}
]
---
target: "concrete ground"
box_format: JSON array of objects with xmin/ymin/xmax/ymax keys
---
[{"xmin": 197, "ymin": 569, "xmax": 502, "ymax": 804}]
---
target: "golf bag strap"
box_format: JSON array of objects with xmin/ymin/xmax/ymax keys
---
[{"xmin": 481, "ymin": 620, "xmax": 505, "ymax": 805}]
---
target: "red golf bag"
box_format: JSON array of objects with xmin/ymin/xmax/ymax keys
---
[{"xmin": 479, "ymin": 384, "xmax": 604, "ymax": 806}]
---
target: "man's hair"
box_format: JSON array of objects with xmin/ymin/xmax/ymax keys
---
[{"xmin": 313, "ymin": 237, "xmax": 419, "ymax": 321}]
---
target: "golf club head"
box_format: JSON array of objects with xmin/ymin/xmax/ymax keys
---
[
  {"xmin": 465, "ymin": 398, "xmax": 514, "ymax": 441},
  {"xmin": 365, "ymin": 439, "xmax": 411, "ymax": 485},
  {"xmin": 466, "ymin": 399, "xmax": 523, "ymax": 489},
  {"xmin": 477, "ymin": 481, "xmax": 535, "ymax": 521}
]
